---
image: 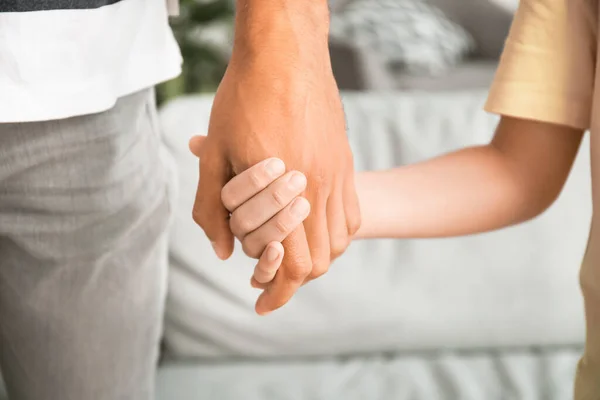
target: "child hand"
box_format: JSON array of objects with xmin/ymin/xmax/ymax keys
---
[
  {"xmin": 253, "ymin": 241, "xmax": 284, "ymax": 286},
  {"xmin": 220, "ymin": 158, "xmax": 311, "ymax": 285}
]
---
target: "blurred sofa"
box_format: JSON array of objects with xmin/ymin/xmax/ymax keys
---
[
  {"xmin": 156, "ymin": 87, "xmax": 589, "ymax": 398},
  {"xmin": 330, "ymin": 0, "xmax": 516, "ymax": 92}
]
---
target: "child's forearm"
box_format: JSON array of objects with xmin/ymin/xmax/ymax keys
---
[
  {"xmin": 355, "ymin": 145, "xmax": 543, "ymax": 238},
  {"xmin": 355, "ymin": 117, "xmax": 583, "ymax": 239},
  {"xmin": 355, "ymin": 145, "xmax": 533, "ymax": 238}
]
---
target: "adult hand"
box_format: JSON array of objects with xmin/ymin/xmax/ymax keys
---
[
  {"xmin": 190, "ymin": 139, "xmax": 310, "ymax": 288},
  {"xmin": 190, "ymin": 2, "xmax": 361, "ymax": 315}
]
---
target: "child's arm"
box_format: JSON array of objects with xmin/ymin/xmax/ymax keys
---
[
  {"xmin": 355, "ymin": 116, "xmax": 584, "ymax": 239},
  {"xmin": 217, "ymin": 115, "xmax": 583, "ymax": 284}
]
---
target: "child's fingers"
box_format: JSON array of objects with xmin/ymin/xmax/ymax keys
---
[
  {"xmin": 229, "ymin": 171, "xmax": 307, "ymax": 240},
  {"xmin": 250, "ymin": 276, "xmax": 267, "ymax": 289},
  {"xmin": 253, "ymin": 242, "xmax": 284, "ymax": 285},
  {"xmin": 221, "ymin": 158, "xmax": 286, "ymax": 212},
  {"xmin": 241, "ymin": 197, "xmax": 311, "ymax": 258}
]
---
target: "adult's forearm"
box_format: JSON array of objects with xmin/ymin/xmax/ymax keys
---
[{"xmin": 231, "ymin": 0, "xmax": 330, "ymax": 66}]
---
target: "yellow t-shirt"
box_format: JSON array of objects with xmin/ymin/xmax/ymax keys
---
[{"xmin": 484, "ymin": 0, "xmax": 599, "ymax": 397}]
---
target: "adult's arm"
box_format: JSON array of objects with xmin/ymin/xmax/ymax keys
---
[{"xmin": 191, "ymin": 0, "xmax": 361, "ymax": 315}]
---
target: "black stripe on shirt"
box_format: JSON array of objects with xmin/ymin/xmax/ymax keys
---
[{"xmin": 0, "ymin": 0, "xmax": 125, "ymax": 12}]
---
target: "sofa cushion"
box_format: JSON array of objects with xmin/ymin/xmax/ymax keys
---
[{"xmin": 330, "ymin": 0, "xmax": 475, "ymax": 75}]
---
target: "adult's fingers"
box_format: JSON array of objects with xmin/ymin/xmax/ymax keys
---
[
  {"xmin": 192, "ymin": 146, "xmax": 234, "ymax": 260},
  {"xmin": 241, "ymin": 197, "xmax": 310, "ymax": 258},
  {"xmin": 253, "ymin": 242, "xmax": 284, "ymax": 285},
  {"xmin": 343, "ymin": 165, "xmax": 362, "ymax": 236},
  {"xmin": 221, "ymin": 158, "xmax": 286, "ymax": 212},
  {"xmin": 326, "ymin": 179, "xmax": 349, "ymax": 262},
  {"xmin": 229, "ymin": 171, "xmax": 307, "ymax": 240},
  {"xmin": 302, "ymin": 193, "xmax": 331, "ymax": 282},
  {"xmin": 254, "ymin": 226, "xmax": 313, "ymax": 315},
  {"xmin": 189, "ymin": 135, "xmax": 206, "ymax": 157}
]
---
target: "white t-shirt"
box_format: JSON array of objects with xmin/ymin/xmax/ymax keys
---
[{"xmin": 0, "ymin": 0, "xmax": 182, "ymax": 123}]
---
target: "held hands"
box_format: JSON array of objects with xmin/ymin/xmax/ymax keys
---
[
  {"xmin": 190, "ymin": 58, "xmax": 360, "ymax": 315},
  {"xmin": 219, "ymin": 157, "xmax": 310, "ymax": 287},
  {"xmin": 190, "ymin": 135, "xmax": 313, "ymax": 306}
]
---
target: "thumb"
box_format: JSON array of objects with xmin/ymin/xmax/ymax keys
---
[
  {"xmin": 193, "ymin": 152, "xmax": 234, "ymax": 260},
  {"xmin": 189, "ymin": 135, "xmax": 207, "ymax": 157}
]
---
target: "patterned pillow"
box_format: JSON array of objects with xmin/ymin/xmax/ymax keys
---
[{"xmin": 330, "ymin": 0, "xmax": 475, "ymax": 75}]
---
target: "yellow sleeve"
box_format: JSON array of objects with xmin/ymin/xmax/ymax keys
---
[{"xmin": 485, "ymin": 0, "xmax": 597, "ymax": 130}]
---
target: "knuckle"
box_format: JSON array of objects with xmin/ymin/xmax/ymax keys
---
[
  {"xmin": 251, "ymin": 278, "xmax": 268, "ymax": 290},
  {"xmin": 230, "ymin": 215, "xmax": 252, "ymax": 238},
  {"xmin": 220, "ymin": 187, "xmax": 235, "ymax": 211},
  {"xmin": 330, "ymin": 251, "xmax": 343, "ymax": 262},
  {"xmin": 271, "ymin": 189, "xmax": 286, "ymax": 208},
  {"xmin": 330, "ymin": 235, "xmax": 350, "ymax": 260},
  {"xmin": 242, "ymin": 241, "xmax": 261, "ymax": 259},
  {"xmin": 306, "ymin": 181, "xmax": 330, "ymax": 201},
  {"xmin": 308, "ymin": 179, "xmax": 325, "ymax": 195},
  {"xmin": 347, "ymin": 215, "xmax": 362, "ymax": 235},
  {"xmin": 254, "ymin": 268, "xmax": 276, "ymax": 284},
  {"xmin": 273, "ymin": 218, "xmax": 289, "ymax": 235},
  {"xmin": 287, "ymin": 264, "xmax": 312, "ymax": 281},
  {"xmin": 330, "ymin": 248, "xmax": 343, "ymax": 261},
  {"xmin": 309, "ymin": 262, "xmax": 329, "ymax": 279},
  {"xmin": 248, "ymin": 170, "xmax": 264, "ymax": 189},
  {"xmin": 228, "ymin": 218, "xmax": 242, "ymax": 238},
  {"xmin": 312, "ymin": 171, "xmax": 329, "ymax": 186}
]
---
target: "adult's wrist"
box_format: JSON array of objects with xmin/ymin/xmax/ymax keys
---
[{"xmin": 231, "ymin": 0, "xmax": 331, "ymax": 67}]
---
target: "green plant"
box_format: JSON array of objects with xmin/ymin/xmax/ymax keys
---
[{"xmin": 157, "ymin": 0, "xmax": 235, "ymax": 105}]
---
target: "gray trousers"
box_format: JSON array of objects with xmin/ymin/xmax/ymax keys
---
[{"xmin": 0, "ymin": 89, "xmax": 172, "ymax": 400}]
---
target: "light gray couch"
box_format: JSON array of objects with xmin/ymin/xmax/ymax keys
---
[{"xmin": 153, "ymin": 89, "xmax": 588, "ymax": 399}]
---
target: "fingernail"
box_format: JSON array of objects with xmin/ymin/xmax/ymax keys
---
[
  {"xmin": 290, "ymin": 198, "xmax": 309, "ymax": 217},
  {"xmin": 265, "ymin": 159, "xmax": 285, "ymax": 177},
  {"xmin": 288, "ymin": 172, "xmax": 307, "ymax": 190},
  {"xmin": 266, "ymin": 245, "xmax": 280, "ymax": 261}
]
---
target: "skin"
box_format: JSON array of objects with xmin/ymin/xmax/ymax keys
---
[
  {"xmin": 191, "ymin": 115, "xmax": 584, "ymax": 283},
  {"xmin": 190, "ymin": 0, "xmax": 361, "ymax": 315}
]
